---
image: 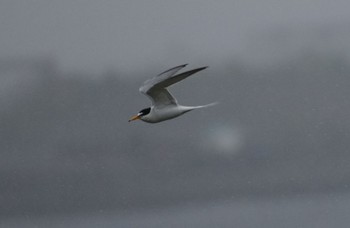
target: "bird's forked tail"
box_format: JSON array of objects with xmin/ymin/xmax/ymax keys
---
[
  {"xmin": 197, "ymin": 102, "xmax": 219, "ymax": 109},
  {"xmin": 183, "ymin": 102, "xmax": 219, "ymax": 112}
]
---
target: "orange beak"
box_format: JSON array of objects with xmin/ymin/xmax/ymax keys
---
[{"xmin": 128, "ymin": 114, "xmax": 141, "ymax": 122}]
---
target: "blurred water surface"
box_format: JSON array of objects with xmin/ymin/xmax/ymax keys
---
[{"xmin": 3, "ymin": 193, "xmax": 350, "ymax": 228}]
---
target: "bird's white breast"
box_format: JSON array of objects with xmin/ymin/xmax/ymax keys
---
[{"xmin": 141, "ymin": 105, "xmax": 190, "ymax": 123}]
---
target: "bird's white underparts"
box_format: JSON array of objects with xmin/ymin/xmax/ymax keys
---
[{"xmin": 129, "ymin": 64, "xmax": 217, "ymax": 123}]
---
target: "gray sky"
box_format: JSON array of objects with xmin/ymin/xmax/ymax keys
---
[{"xmin": 1, "ymin": 0, "xmax": 350, "ymax": 74}]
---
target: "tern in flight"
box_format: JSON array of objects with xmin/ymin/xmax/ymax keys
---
[{"xmin": 128, "ymin": 64, "xmax": 216, "ymax": 123}]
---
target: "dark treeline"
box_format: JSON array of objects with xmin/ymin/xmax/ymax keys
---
[{"xmin": 1, "ymin": 51, "xmax": 350, "ymax": 217}]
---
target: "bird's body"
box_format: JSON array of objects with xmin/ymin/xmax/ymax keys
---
[
  {"xmin": 140, "ymin": 105, "xmax": 191, "ymax": 123},
  {"xmin": 129, "ymin": 64, "xmax": 216, "ymax": 123}
]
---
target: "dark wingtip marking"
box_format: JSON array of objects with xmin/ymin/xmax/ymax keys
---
[
  {"xmin": 197, "ymin": 66, "xmax": 209, "ymax": 71},
  {"xmin": 157, "ymin": 64, "xmax": 188, "ymax": 76}
]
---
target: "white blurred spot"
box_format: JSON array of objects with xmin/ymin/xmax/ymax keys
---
[{"xmin": 201, "ymin": 125, "xmax": 245, "ymax": 155}]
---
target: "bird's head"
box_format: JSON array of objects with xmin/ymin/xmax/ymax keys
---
[{"xmin": 128, "ymin": 107, "xmax": 151, "ymax": 122}]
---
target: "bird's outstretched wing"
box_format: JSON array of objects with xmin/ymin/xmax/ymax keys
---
[
  {"xmin": 156, "ymin": 64, "xmax": 188, "ymax": 78},
  {"xmin": 139, "ymin": 64, "xmax": 208, "ymax": 107}
]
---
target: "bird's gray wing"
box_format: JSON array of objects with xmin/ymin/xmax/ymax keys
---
[
  {"xmin": 156, "ymin": 64, "xmax": 188, "ymax": 78},
  {"xmin": 155, "ymin": 66, "xmax": 208, "ymax": 88},
  {"xmin": 142, "ymin": 87, "xmax": 178, "ymax": 107},
  {"xmin": 139, "ymin": 65, "xmax": 208, "ymax": 107}
]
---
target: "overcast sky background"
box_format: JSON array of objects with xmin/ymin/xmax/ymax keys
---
[{"xmin": 1, "ymin": 0, "xmax": 350, "ymax": 75}]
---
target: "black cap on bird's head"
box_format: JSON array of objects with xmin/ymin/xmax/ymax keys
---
[
  {"xmin": 138, "ymin": 107, "xmax": 151, "ymax": 116},
  {"xmin": 128, "ymin": 107, "xmax": 151, "ymax": 122}
]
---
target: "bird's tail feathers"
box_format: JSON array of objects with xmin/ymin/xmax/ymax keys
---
[
  {"xmin": 198, "ymin": 101, "xmax": 219, "ymax": 108},
  {"xmin": 186, "ymin": 102, "xmax": 219, "ymax": 110}
]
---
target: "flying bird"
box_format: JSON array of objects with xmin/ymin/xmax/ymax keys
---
[{"xmin": 129, "ymin": 64, "xmax": 216, "ymax": 123}]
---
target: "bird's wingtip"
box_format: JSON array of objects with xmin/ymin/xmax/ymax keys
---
[{"xmin": 198, "ymin": 66, "xmax": 209, "ymax": 71}]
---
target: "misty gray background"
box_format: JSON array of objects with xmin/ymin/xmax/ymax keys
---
[{"xmin": 1, "ymin": 1, "xmax": 350, "ymax": 227}]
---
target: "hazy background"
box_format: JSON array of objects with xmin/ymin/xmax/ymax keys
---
[{"xmin": 1, "ymin": 1, "xmax": 350, "ymax": 227}]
